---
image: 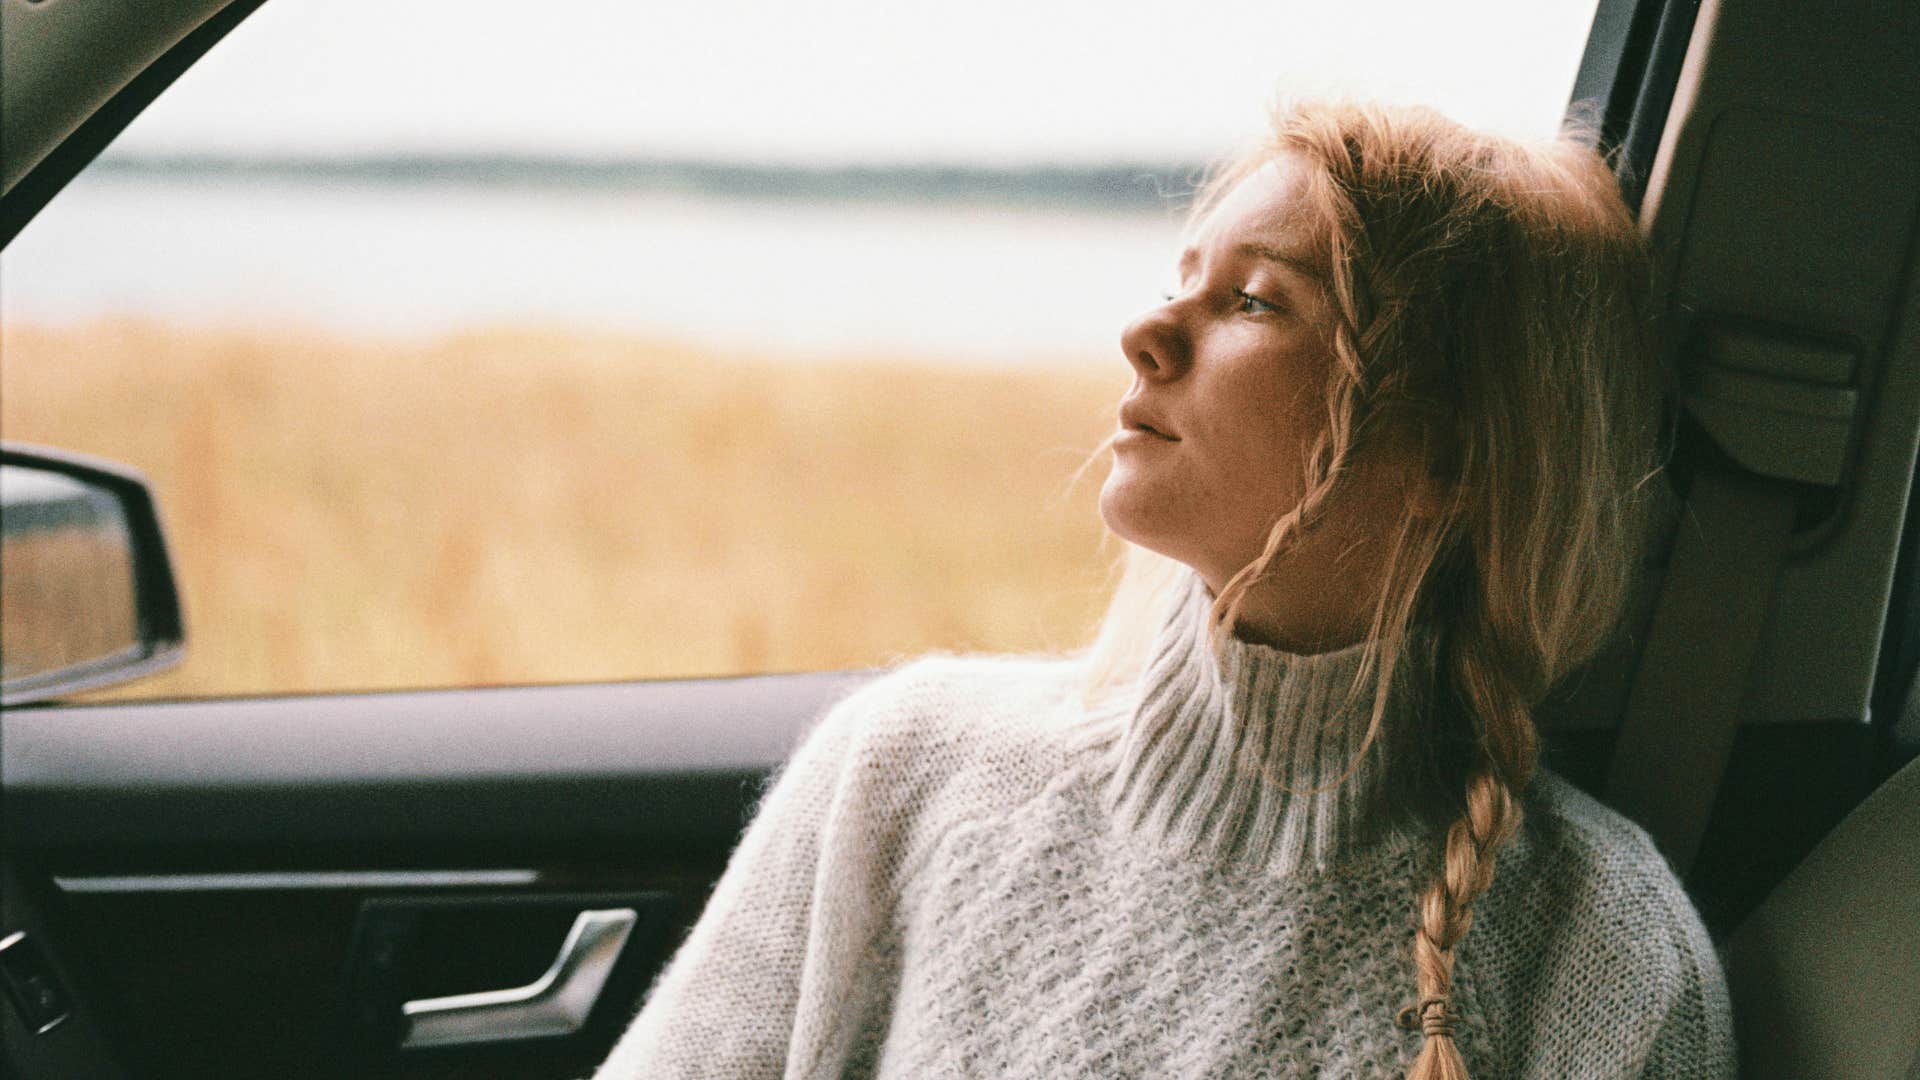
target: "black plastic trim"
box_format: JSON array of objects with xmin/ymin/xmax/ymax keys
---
[
  {"xmin": 2, "ymin": 670, "xmax": 875, "ymax": 865},
  {"xmin": 0, "ymin": 0, "xmax": 267, "ymax": 249},
  {"xmin": 1567, "ymin": 0, "xmax": 1704, "ymax": 211},
  {"xmin": 1871, "ymin": 441, "xmax": 1920, "ymax": 769},
  {"xmin": 1568, "ymin": 0, "xmax": 1660, "ymax": 134}
]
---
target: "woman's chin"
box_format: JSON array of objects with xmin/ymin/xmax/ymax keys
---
[
  {"xmin": 1096, "ymin": 475, "xmax": 1137, "ymax": 539},
  {"xmin": 1098, "ymin": 477, "xmax": 1166, "ymax": 552}
]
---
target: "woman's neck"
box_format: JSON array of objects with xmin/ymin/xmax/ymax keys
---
[{"xmin": 1198, "ymin": 557, "xmax": 1382, "ymax": 655}]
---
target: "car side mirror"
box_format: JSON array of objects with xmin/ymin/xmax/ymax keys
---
[{"xmin": 1, "ymin": 442, "xmax": 184, "ymax": 706}]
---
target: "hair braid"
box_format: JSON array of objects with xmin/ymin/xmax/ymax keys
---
[{"xmin": 1403, "ymin": 615, "xmax": 1537, "ymax": 1079}]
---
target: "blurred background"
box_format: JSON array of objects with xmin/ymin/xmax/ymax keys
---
[{"xmin": 0, "ymin": 0, "xmax": 1599, "ymax": 698}]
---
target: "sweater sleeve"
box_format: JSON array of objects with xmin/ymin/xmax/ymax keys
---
[
  {"xmin": 1636, "ymin": 901, "xmax": 1737, "ymax": 1080},
  {"xmin": 594, "ymin": 674, "xmax": 903, "ymax": 1080}
]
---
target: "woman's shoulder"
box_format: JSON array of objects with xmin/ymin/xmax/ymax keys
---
[
  {"xmin": 1499, "ymin": 770, "xmax": 1712, "ymax": 953},
  {"xmin": 800, "ymin": 650, "xmax": 1096, "ymax": 813},
  {"xmin": 1516, "ymin": 771, "xmax": 1705, "ymax": 912},
  {"xmin": 1521, "ymin": 770, "xmax": 1672, "ymax": 866},
  {"xmin": 817, "ymin": 650, "xmax": 1088, "ymax": 749},
  {"xmin": 1471, "ymin": 769, "xmax": 1735, "ymax": 1076},
  {"xmin": 827, "ymin": 650, "xmax": 1086, "ymax": 724}
]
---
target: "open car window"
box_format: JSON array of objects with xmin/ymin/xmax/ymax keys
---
[{"xmin": 0, "ymin": 0, "xmax": 1602, "ymax": 701}]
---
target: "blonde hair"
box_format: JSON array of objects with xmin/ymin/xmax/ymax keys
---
[{"xmin": 1082, "ymin": 100, "xmax": 1662, "ymax": 1078}]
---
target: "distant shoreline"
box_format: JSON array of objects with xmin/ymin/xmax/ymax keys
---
[{"xmin": 91, "ymin": 153, "xmax": 1208, "ymax": 209}]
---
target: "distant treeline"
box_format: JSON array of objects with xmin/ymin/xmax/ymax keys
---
[{"xmin": 91, "ymin": 153, "xmax": 1208, "ymax": 208}]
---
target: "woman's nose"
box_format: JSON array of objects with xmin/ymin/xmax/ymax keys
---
[{"xmin": 1119, "ymin": 299, "xmax": 1187, "ymax": 381}]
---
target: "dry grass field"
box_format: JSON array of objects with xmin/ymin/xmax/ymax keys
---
[{"xmin": 1, "ymin": 318, "xmax": 1129, "ymax": 700}]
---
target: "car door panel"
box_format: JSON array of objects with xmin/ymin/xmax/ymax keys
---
[{"xmin": 0, "ymin": 670, "xmax": 869, "ymax": 1078}]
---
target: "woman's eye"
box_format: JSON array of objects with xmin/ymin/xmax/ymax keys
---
[{"xmin": 1235, "ymin": 289, "xmax": 1280, "ymax": 316}]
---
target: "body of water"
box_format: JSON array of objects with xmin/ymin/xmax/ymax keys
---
[{"xmin": 2, "ymin": 167, "xmax": 1190, "ymax": 366}]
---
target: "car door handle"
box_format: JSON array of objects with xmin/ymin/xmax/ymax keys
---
[{"xmin": 399, "ymin": 907, "xmax": 636, "ymax": 1049}]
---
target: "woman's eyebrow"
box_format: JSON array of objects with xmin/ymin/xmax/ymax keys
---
[
  {"xmin": 1236, "ymin": 241, "xmax": 1326, "ymax": 284},
  {"xmin": 1176, "ymin": 241, "xmax": 1325, "ymax": 289}
]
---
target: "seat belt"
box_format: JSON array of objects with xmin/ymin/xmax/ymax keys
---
[
  {"xmin": 1605, "ymin": 313, "xmax": 1861, "ymax": 876},
  {"xmin": 1604, "ymin": 464, "xmax": 1798, "ymax": 876}
]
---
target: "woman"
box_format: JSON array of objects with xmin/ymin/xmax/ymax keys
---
[{"xmin": 597, "ymin": 101, "xmax": 1736, "ymax": 1079}]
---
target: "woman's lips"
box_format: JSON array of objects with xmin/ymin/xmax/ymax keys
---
[
  {"xmin": 1118, "ymin": 402, "xmax": 1178, "ymax": 441},
  {"xmin": 1116, "ymin": 423, "xmax": 1178, "ymax": 444}
]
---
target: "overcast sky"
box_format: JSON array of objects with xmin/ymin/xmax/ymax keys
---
[{"xmin": 112, "ymin": 0, "xmax": 1602, "ymax": 165}]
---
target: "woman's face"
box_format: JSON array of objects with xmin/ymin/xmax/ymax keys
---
[
  {"xmin": 1100, "ymin": 155, "xmax": 1337, "ymax": 584},
  {"xmin": 1099, "ymin": 153, "xmax": 1419, "ymax": 650}
]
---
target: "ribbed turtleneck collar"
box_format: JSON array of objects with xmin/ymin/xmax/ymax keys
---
[{"xmin": 1101, "ymin": 569, "xmax": 1437, "ymax": 877}]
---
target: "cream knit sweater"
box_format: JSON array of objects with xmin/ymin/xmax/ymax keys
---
[{"xmin": 598, "ymin": 571, "xmax": 1736, "ymax": 1078}]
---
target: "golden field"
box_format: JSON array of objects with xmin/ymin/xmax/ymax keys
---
[{"xmin": 1, "ymin": 318, "xmax": 1130, "ymax": 700}]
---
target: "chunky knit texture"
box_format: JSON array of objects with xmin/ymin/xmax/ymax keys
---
[{"xmin": 597, "ymin": 571, "xmax": 1735, "ymax": 1078}]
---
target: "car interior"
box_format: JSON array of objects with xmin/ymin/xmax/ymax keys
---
[{"xmin": 2, "ymin": 0, "xmax": 1917, "ymax": 1077}]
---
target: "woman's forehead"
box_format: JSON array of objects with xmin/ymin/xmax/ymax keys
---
[
  {"xmin": 1182, "ymin": 156, "xmax": 1329, "ymax": 283},
  {"xmin": 1189, "ymin": 156, "xmax": 1323, "ymax": 264}
]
